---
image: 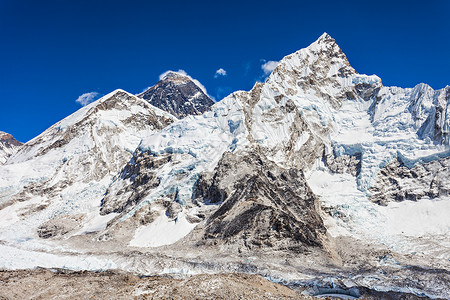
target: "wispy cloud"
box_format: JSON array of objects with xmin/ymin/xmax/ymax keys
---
[
  {"xmin": 214, "ymin": 68, "xmax": 227, "ymax": 78},
  {"xmin": 158, "ymin": 69, "xmax": 210, "ymax": 98},
  {"xmin": 244, "ymin": 62, "xmax": 251, "ymax": 76},
  {"xmin": 75, "ymin": 92, "xmax": 100, "ymax": 106},
  {"xmin": 261, "ymin": 60, "xmax": 279, "ymax": 75}
]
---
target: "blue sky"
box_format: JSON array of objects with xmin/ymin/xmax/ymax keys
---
[{"xmin": 1, "ymin": 0, "xmax": 449, "ymax": 142}]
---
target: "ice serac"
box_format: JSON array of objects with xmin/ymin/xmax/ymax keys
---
[
  {"xmin": 0, "ymin": 89, "xmax": 176, "ymax": 242},
  {"xmin": 137, "ymin": 71, "xmax": 215, "ymax": 118},
  {"xmin": 0, "ymin": 131, "xmax": 22, "ymax": 165}
]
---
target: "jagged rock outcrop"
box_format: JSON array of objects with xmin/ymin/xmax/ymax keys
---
[
  {"xmin": 323, "ymin": 149, "xmax": 361, "ymax": 177},
  {"xmin": 37, "ymin": 214, "xmax": 85, "ymax": 239},
  {"xmin": 193, "ymin": 150, "xmax": 326, "ymax": 252},
  {"xmin": 138, "ymin": 71, "xmax": 215, "ymax": 118},
  {"xmin": 369, "ymin": 155, "xmax": 450, "ymax": 205},
  {"xmin": 0, "ymin": 131, "xmax": 22, "ymax": 164},
  {"xmin": 100, "ymin": 150, "xmax": 171, "ymax": 215}
]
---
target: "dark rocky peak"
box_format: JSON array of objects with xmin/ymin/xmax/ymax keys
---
[
  {"xmin": 160, "ymin": 71, "xmax": 190, "ymax": 82},
  {"xmin": 137, "ymin": 71, "xmax": 215, "ymax": 119},
  {"xmin": 0, "ymin": 131, "xmax": 22, "ymax": 147}
]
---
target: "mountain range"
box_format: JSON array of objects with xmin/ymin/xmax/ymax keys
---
[{"xmin": 0, "ymin": 33, "xmax": 449, "ymax": 299}]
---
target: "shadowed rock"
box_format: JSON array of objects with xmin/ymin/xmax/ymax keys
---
[
  {"xmin": 193, "ymin": 149, "xmax": 326, "ymax": 252},
  {"xmin": 138, "ymin": 72, "xmax": 215, "ymax": 118}
]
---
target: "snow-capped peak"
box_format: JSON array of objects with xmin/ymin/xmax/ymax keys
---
[{"xmin": 316, "ymin": 32, "xmax": 333, "ymax": 42}]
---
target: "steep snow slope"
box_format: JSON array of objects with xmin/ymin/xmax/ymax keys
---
[
  {"xmin": 0, "ymin": 89, "xmax": 176, "ymax": 247},
  {"xmin": 0, "ymin": 131, "xmax": 22, "ymax": 165},
  {"xmin": 138, "ymin": 71, "xmax": 215, "ymax": 118}
]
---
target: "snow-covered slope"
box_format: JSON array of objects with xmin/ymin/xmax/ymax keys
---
[
  {"xmin": 0, "ymin": 131, "xmax": 22, "ymax": 165},
  {"xmin": 0, "ymin": 89, "xmax": 176, "ymax": 246},
  {"xmin": 137, "ymin": 71, "xmax": 215, "ymax": 118}
]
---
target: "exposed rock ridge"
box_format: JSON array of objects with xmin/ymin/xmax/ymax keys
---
[{"xmin": 370, "ymin": 154, "xmax": 450, "ymax": 205}]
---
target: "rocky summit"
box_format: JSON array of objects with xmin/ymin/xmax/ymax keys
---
[
  {"xmin": 0, "ymin": 33, "xmax": 449, "ymax": 299},
  {"xmin": 137, "ymin": 71, "xmax": 215, "ymax": 118},
  {"xmin": 0, "ymin": 131, "xmax": 22, "ymax": 165}
]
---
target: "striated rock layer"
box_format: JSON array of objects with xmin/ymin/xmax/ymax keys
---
[{"xmin": 193, "ymin": 150, "xmax": 326, "ymax": 252}]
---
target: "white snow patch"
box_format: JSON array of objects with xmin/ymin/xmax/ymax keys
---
[
  {"xmin": 0, "ymin": 244, "xmax": 117, "ymax": 271},
  {"xmin": 73, "ymin": 211, "xmax": 118, "ymax": 235},
  {"xmin": 382, "ymin": 197, "xmax": 450, "ymax": 236},
  {"xmin": 129, "ymin": 213, "xmax": 197, "ymax": 248}
]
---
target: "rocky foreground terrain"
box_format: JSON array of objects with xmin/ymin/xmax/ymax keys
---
[
  {"xmin": 0, "ymin": 269, "xmax": 306, "ymax": 300},
  {"xmin": 0, "ymin": 269, "xmax": 434, "ymax": 299}
]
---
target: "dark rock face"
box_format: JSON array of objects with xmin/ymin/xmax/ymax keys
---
[
  {"xmin": 100, "ymin": 149, "xmax": 170, "ymax": 215},
  {"xmin": 138, "ymin": 72, "xmax": 215, "ymax": 119},
  {"xmin": 369, "ymin": 155, "xmax": 450, "ymax": 205},
  {"xmin": 193, "ymin": 150, "xmax": 326, "ymax": 252},
  {"xmin": 37, "ymin": 214, "xmax": 84, "ymax": 239},
  {"xmin": 323, "ymin": 149, "xmax": 361, "ymax": 177},
  {"xmin": 0, "ymin": 132, "xmax": 22, "ymax": 147}
]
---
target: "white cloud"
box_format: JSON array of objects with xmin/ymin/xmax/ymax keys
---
[
  {"xmin": 158, "ymin": 69, "xmax": 211, "ymax": 99},
  {"xmin": 214, "ymin": 68, "xmax": 227, "ymax": 78},
  {"xmin": 261, "ymin": 60, "xmax": 279, "ymax": 75},
  {"xmin": 75, "ymin": 92, "xmax": 100, "ymax": 106}
]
